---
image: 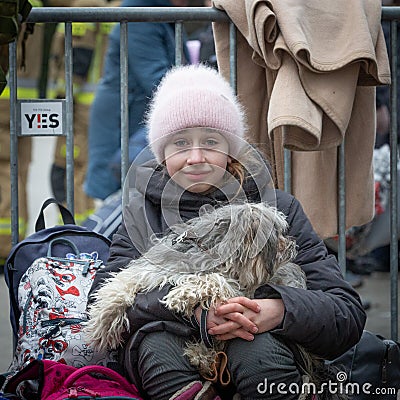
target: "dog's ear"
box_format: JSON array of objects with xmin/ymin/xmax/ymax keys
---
[
  {"xmin": 275, "ymin": 235, "xmax": 297, "ymax": 268},
  {"xmin": 244, "ymin": 204, "xmax": 297, "ymax": 271},
  {"xmin": 244, "ymin": 204, "xmax": 281, "ymax": 258}
]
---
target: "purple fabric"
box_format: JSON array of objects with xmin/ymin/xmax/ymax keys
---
[
  {"xmin": 170, "ymin": 380, "xmax": 222, "ymax": 400},
  {"xmin": 172, "ymin": 381, "xmax": 203, "ymax": 400}
]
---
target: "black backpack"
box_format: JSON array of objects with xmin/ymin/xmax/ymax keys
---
[
  {"xmin": 328, "ymin": 330, "xmax": 400, "ymax": 399},
  {"xmin": 4, "ymin": 198, "xmax": 111, "ymax": 347}
]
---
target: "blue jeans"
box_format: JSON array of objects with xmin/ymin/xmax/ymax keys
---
[{"xmin": 137, "ymin": 331, "xmax": 302, "ymax": 400}]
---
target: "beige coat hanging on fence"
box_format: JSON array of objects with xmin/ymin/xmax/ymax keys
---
[{"xmin": 213, "ymin": 0, "xmax": 391, "ymax": 238}]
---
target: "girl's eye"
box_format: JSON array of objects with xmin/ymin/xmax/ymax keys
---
[
  {"xmin": 174, "ymin": 139, "xmax": 188, "ymax": 147},
  {"xmin": 204, "ymin": 139, "xmax": 218, "ymax": 146}
]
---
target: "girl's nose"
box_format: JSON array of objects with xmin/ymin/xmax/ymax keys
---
[{"xmin": 187, "ymin": 147, "xmax": 206, "ymax": 164}]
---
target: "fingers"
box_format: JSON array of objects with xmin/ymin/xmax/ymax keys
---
[
  {"xmin": 208, "ymin": 315, "xmax": 258, "ymax": 337},
  {"xmin": 216, "ymin": 297, "xmax": 261, "ymax": 314},
  {"xmin": 215, "ymin": 331, "xmax": 254, "ymax": 341},
  {"xmin": 211, "ymin": 325, "xmax": 255, "ymax": 341},
  {"xmin": 204, "ymin": 297, "xmax": 261, "ymax": 342},
  {"xmin": 210, "ymin": 297, "xmax": 260, "ymax": 337},
  {"xmin": 211, "ymin": 311, "xmax": 258, "ymax": 333}
]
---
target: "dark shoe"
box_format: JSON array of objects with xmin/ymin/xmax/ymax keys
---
[
  {"xmin": 345, "ymin": 271, "xmax": 364, "ymax": 289},
  {"xmin": 348, "ymin": 256, "xmax": 389, "ymax": 275},
  {"xmin": 347, "ymin": 259, "xmax": 372, "ymax": 275},
  {"xmin": 361, "ymin": 298, "xmax": 371, "ymax": 310}
]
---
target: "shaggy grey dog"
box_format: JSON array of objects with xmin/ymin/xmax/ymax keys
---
[{"xmin": 86, "ymin": 202, "xmax": 310, "ymax": 379}]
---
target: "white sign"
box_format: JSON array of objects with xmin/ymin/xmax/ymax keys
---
[{"xmin": 19, "ymin": 100, "xmax": 64, "ymax": 136}]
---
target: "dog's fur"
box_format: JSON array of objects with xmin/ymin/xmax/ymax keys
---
[{"xmin": 86, "ymin": 202, "xmax": 312, "ymax": 379}]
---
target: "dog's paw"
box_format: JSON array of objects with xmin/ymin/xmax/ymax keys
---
[{"xmin": 162, "ymin": 287, "xmax": 200, "ymax": 316}]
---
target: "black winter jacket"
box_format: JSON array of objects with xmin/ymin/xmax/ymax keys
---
[{"xmin": 91, "ymin": 160, "xmax": 366, "ymax": 375}]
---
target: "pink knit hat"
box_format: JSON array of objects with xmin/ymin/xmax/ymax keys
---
[{"xmin": 146, "ymin": 64, "xmax": 247, "ymax": 163}]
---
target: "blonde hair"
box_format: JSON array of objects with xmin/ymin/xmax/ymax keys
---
[
  {"xmin": 227, "ymin": 145, "xmax": 268, "ymax": 189},
  {"xmin": 227, "ymin": 158, "xmax": 246, "ymax": 187}
]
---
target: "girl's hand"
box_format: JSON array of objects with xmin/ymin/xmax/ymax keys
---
[
  {"xmin": 207, "ymin": 297, "xmax": 285, "ymax": 340},
  {"xmin": 194, "ymin": 298, "xmax": 259, "ymax": 341}
]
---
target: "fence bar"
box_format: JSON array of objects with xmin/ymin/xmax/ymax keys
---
[
  {"xmin": 284, "ymin": 149, "xmax": 291, "ymax": 194},
  {"xmin": 175, "ymin": 21, "xmax": 183, "ymax": 66},
  {"xmin": 27, "ymin": 7, "xmax": 229, "ymax": 23},
  {"xmin": 390, "ymin": 20, "xmax": 398, "ymax": 342},
  {"xmin": 382, "ymin": 6, "xmax": 400, "ymax": 19},
  {"xmin": 120, "ymin": 21, "xmax": 129, "ymax": 186},
  {"xmin": 65, "ymin": 22, "xmax": 74, "ymax": 215},
  {"xmin": 337, "ymin": 141, "xmax": 346, "ymax": 275},
  {"xmin": 9, "ymin": 41, "xmax": 19, "ymax": 246},
  {"xmin": 229, "ymin": 21, "xmax": 237, "ymax": 92}
]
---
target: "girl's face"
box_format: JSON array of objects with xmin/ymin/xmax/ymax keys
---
[{"xmin": 163, "ymin": 128, "xmax": 231, "ymax": 193}]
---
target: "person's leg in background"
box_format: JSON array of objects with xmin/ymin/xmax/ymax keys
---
[
  {"xmin": 50, "ymin": 101, "xmax": 95, "ymax": 224},
  {"xmin": 0, "ymin": 99, "xmax": 31, "ymax": 265}
]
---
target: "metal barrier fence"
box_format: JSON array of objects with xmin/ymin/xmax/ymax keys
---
[{"xmin": 6, "ymin": 5, "xmax": 400, "ymax": 339}]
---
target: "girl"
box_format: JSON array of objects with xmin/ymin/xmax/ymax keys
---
[{"xmin": 90, "ymin": 65, "xmax": 366, "ymax": 400}]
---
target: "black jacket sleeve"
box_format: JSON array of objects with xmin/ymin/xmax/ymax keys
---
[
  {"xmin": 89, "ymin": 222, "xmax": 142, "ymax": 302},
  {"xmin": 107, "ymin": 222, "xmax": 142, "ymax": 268},
  {"xmin": 266, "ymin": 191, "xmax": 366, "ymax": 360}
]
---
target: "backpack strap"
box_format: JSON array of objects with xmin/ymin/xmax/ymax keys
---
[{"xmin": 35, "ymin": 198, "xmax": 76, "ymax": 232}]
